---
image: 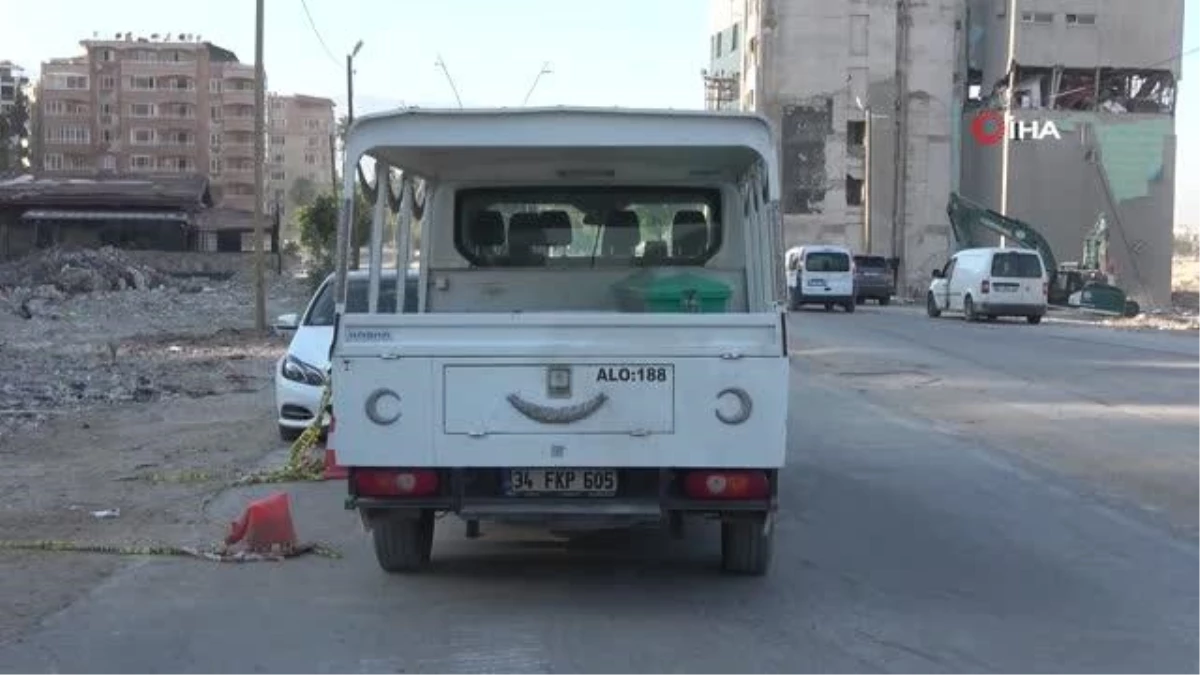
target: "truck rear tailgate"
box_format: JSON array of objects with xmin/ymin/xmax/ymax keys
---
[{"xmin": 332, "ymin": 313, "xmax": 788, "ymax": 468}]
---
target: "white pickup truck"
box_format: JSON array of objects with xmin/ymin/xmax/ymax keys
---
[{"xmin": 330, "ymin": 107, "xmax": 790, "ymax": 575}]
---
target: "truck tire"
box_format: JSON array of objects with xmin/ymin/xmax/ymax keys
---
[
  {"xmin": 721, "ymin": 514, "xmax": 773, "ymax": 576},
  {"xmin": 372, "ymin": 510, "xmax": 434, "ymax": 573},
  {"xmin": 278, "ymin": 425, "xmax": 302, "ymax": 442},
  {"xmin": 878, "ymin": 296, "xmax": 891, "ymax": 306},
  {"xmin": 963, "ymin": 295, "xmax": 978, "ymax": 322},
  {"xmin": 843, "ymin": 300, "xmax": 856, "ymax": 313}
]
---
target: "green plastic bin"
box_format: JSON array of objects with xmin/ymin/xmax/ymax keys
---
[{"xmin": 613, "ymin": 271, "xmax": 732, "ymax": 313}]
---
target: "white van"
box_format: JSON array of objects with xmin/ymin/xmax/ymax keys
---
[
  {"xmin": 785, "ymin": 244, "xmax": 855, "ymax": 312},
  {"xmin": 926, "ymin": 247, "xmax": 1048, "ymax": 324}
]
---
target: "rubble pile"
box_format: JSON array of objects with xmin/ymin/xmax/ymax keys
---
[{"xmin": 0, "ymin": 245, "xmax": 172, "ymax": 295}]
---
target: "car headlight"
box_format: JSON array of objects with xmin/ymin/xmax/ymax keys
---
[{"xmin": 281, "ymin": 355, "xmax": 326, "ymax": 386}]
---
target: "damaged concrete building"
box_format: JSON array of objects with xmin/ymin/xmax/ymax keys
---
[
  {"xmin": 961, "ymin": 0, "xmax": 1185, "ymax": 307},
  {"xmin": 708, "ymin": 0, "xmax": 963, "ymax": 295},
  {"xmin": 708, "ymin": 0, "xmax": 1184, "ymax": 303}
]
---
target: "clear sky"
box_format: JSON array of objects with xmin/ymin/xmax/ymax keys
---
[{"xmin": 4, "ymin": 0, "xmax": 1197, "ymax": 228}]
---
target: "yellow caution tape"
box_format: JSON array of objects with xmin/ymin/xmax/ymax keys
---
[{"xmin": 0, "ymin": 539, "xmax": 341, "ymax": 562}]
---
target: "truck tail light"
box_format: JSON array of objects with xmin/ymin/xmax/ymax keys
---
[
  {"xmin": 352, "ymin": 469, "xmax": 439, "ymax": 497},
  {"xmin": 981, "ymin": 279, "xmax": 991, "ymax": 294},
  {"xmin": 682, "ymin": 470, "xmax": 769, "ymax": 500}
]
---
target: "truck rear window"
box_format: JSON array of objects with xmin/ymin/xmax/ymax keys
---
[
  {"xmin": 805, "ymin": 252, "xmax": 851, "ymax": 272},
  {"xmin": 454, "ymin": 187, "xmax": 722, "ymax": 267},
  {"xmin": 990, "ymin": 252, "xmax": 1044, "ymax": 279}
]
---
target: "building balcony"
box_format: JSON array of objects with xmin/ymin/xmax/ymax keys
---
[
  {"xmin": 222, "ymin": 143, "xmax": 255, "ymax": 159},
  {"xmin": 221, "ymin": 116, "xmax": 254, "ymax": 132},
  {"xmin": 222, "ymin": 88, "xmax": 255, "ymax": 105},
  {"xmin": 123, "ymin": 59, "xmax": 200, "ymax": 74}
]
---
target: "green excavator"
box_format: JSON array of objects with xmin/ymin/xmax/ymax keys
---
[{"xmin": 946, "ymin": 192, "xmax": 1140, "ymax": 317}]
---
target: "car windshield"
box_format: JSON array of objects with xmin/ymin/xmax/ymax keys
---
[
  {"xmin": 990, "ymin": 252, "xmax": 1044, "ymax": 278},
  {"xmin": 854, "ymin": 255, "xmax": 888, "ymax": 270},
  {"xmin": 805, "ymin": 252, "xmax": 851, "ymax": 272},
  {"xmin": 455, "ymin": 186, "xmax": 722, "ymax": 267},
  {"xmin": 304, "ymin": 278, "xmax": 413, "ymax": 326}
]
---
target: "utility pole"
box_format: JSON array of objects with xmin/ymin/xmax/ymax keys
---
[
  {"xmin": 252, "ymin": 0, "xmax": 266, "ymax": 331},
  {"xmin": 890, "ymin": 0, "xmax": 911, "ymax": 296}
]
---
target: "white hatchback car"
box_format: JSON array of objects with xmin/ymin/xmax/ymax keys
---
[{"xmin": 273, "ymin": 269, "xmax": 418, "ymax": 440}]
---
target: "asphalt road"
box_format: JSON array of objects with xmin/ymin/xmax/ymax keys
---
[{"xmin": 0, "ymin": 307, "xmax": 1195, "ymax": 673}]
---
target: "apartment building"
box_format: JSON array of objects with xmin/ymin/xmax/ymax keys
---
[
  {"xmin": 35, "ymin": 34, "xmax": 262, "ymax": 213},
  {"xmin": 960, "ymin": 0, "xmax": 1184, "ymax": 306},
  {"xmin": 706, "ymin": 0, "xmax": 963, "ymax": 296},
  {"xmin": 1, "ymin": 61, "xmax": 29, "ymax": 111},
  {"xmin": 267, "ymin": 93, "xmax": 335, "ymax": 235}
]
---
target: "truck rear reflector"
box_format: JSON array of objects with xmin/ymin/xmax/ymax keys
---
[
  {"xmin": 682, "ymin": 470, "xmax": 769, "ymax": 500},
  {"xmin": 352, "ymin": 469, "xmax": 439, "ymax": 497}
]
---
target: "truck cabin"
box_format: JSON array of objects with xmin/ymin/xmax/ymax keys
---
[{"xmin": 334, "ymin": 108, "xmax": 783, "ymax": 318}]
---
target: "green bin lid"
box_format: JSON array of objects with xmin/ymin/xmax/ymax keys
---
[{"xmin": 638, "ymin": 273, "xmax": 731, "ymax": 299}]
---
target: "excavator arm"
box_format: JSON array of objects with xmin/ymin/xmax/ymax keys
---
[{"xmin": 946, "ymin": 192, "xmax": 1060, "ymax": 273}]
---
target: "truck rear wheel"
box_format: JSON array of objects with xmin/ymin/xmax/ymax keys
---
[
  {"xmin": 721, "ymin": 514, "xmax": 773, "ymax": 576},
  {"xmin": 372, "ymin": 510, "xmax": 434, "ymax": 573}
]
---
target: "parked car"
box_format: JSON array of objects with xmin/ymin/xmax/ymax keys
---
[
  {"xmin": 273, "ymin": 269, "xmax": 418, "ymax": 441},
  {"xmin": 853, "ymin": 254, "xmax": 894, "ymax": 305},
  {"xmin": 785, "ymin": 244, "xmax": 856, "ymax": 312},
  {"xmin": 926, "ymin": 247, "xmax": 1048, "ymax": 324}
]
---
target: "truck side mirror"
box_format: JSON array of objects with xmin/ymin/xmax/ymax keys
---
[{"xmin": 931, "ymin": 269, "xmax": 944, "ymax": 279}]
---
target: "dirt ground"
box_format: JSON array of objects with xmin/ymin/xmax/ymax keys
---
[{"xmin": 0, "ymin": 250, "xmax": 315, "ymax": 644}]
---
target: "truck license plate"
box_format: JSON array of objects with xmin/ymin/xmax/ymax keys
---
[
  {"xmin": 506, "ymin": 469, "xmax": 618, "ymax": 496},
  {"xmin": 808, "ymin": 278, "xmax": 826, "ymax": 286}
]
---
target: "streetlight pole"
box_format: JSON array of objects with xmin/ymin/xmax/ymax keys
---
[
  {"xmin": 522, "ymin": 62, "xmax": 553, "ymax": 106},
  {"xmin": 252, "ymin": 0, "xmax": 266, "ymax": 331},
  {"xmin": 345, "ymin": 40, "xmax": 363, "ymax": 269},
  {"xmin": 346, "ymin": 40, "xmax": 363, "ymax": 125}
]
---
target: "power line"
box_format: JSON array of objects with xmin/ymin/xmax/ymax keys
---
[{"xmin": 299, "ymin": 0, "xmax": 340, "ymax": 67}]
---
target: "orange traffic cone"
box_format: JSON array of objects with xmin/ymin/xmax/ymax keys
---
[
  {"xmin": 225, "ymin": 492, "xmax": 298, "ymax": 554},
  {"xmin": 322, "ymin": 448, "xmax": 348, "ymax": 480}
]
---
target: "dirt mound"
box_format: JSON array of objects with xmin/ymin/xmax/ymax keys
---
[{"xmin": 0, "ymin": 246, "xmax": 171, "ymax": 294}]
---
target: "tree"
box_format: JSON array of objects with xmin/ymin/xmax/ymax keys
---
[
  {"xmin": 0, "ymin": 87, "xmax": 31, "ymax": 172},
  {"xmin": 296, "ymin": 191, "xmax": 375, "ymax": 292},
  {"xmin": 288, "ymin": 176, "xmax": 318, "ymax": 209}
]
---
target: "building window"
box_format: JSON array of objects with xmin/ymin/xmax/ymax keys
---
[
  {"xmin": 67, "ymin": 75, "xmax": 87, "ymax": 89},
  {"xmin": 271, "ymin": 135, "xmax": 285, "ymax": 146},
  {"xmin": 101, "ymin": 129, "xmax": 114, "ymax": 142},
  {"xmin": 160, "ymin": 76, "xmax": 193, "ymax": 90},
  {"xmin": 99, "ymin": 155, "xmax": 116, "ymax": 171},
  {"xmin": 270, "ymin": 171, "xmax": 286, "ymax": 181},
  {"xmin": 308, "ymin": 136, "xmax": 321, "ymax": 147},
  {"xmin": 44, "ymin": 100, "xmax": 65, "ymax": 115},
  {"xmin": 100, "ymin": 76, "xmax": 116, "ymax": 90},
  {"xmin": 44, "ymin": 153, "xmax": 64, "ymax": 171},
  {"xmin": 1065, "ymin": 13, "xmax": 1096, "ymax": 25},
  {"xmin": 731, "ymin": 23, "xmax": 740, "ymax": 51},
  {"xmin": 131, "ymin": 155, "xmax": 152, "ymax": 170},
  {"xmin": 1020, "ymin": 11, "xmax": 1054, "ymax": 24},
  {"xmin": 304, "ymin": 152, "xmax": 317, "ymax": 165},
  {"xmin": 48, "ymin": 126, "xmax": 90, "ymax": 144},
  {"xmin": 272, "ymin": 153, "xmax": 285, "ymax": 163},
  {"xmin": 211, "ymin": 105, "xmax": 222, "ymax": 120},
  {"xmin": 100, "ymin": 102, "xmax": 115, "ymax": 115},
  {"xmin": 65, "ymin": 155, "xmax": 91, "ymax": 171},
  {"xmin": 847, "ymin": 120, "xmax": 866, "ymax": 147},
  {"xmin": 131, "ymin": 128, "xmax": 156, "ymax": 145},
  {"xmin": 211, "ymin": 157, "xmax": 223, "ymax": 173},
  {"xmin": 129, "ymin": 75, "xmax": 156, "ymax": 90},
  {"xmin": 715, "ymin": 33, "xmax": 722, "ymax": 58},
  {"xmin": 845, "ymin": 175, "xmax": 864, "ymax": 206},
  {"xmin": 210, "ymin": 78, "xmax": 223, "ymax": 93},
  {"xmin": 130, "ymin": 103, "xmax": 156, "ymax": 117},
  {"xmin": 132, "ymin": 49, "xmax": 157, "ymax": 62},
  {"xmin": 99, "ymin": 49, "xmax": 114, "ymax": 62}
]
